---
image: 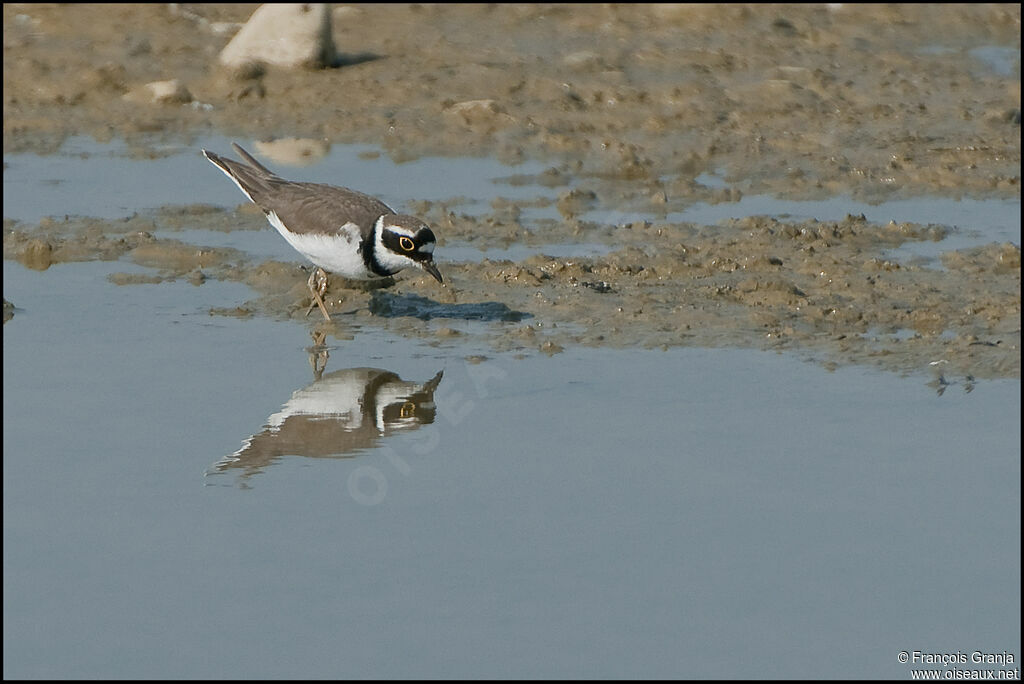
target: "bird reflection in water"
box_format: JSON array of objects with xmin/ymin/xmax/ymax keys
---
[{"xmin": 209, "ymin": 331, "xmax": 443, "ymax": 486}]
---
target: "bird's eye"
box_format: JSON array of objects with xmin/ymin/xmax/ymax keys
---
[
  {"xmin": 399, "ymin": 236, "xmax": 415, "ymax": 251},
  {"xmin": 400, "ymin": 402, "xmax": 416, "ymax": 418}
]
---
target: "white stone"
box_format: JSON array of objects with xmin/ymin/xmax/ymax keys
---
[
  {"xmin": 124, "ymin": 79, "xmax": 192, "ymax": 104},
  {"xmin": 253, "ymin": 138, "xmax": 330, "ymax": 166},
  {"xmin": 218, "ymin": 3, "xmax": 336, "ymax": 70}
]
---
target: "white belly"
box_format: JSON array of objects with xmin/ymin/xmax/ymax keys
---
[{"xmin": 267, "ymin": 212, "xmax": 377, "ymax": 279}]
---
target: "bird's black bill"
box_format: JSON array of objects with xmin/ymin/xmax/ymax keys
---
[{"xmin": 421, "ymin": 259, "xmax": 443, "ymax": 283}]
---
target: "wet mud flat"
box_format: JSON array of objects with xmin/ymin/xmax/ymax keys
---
[
  {"xmin": 4, "ymin": 202, "xmax": 1019, "ymax": 381},
  {"xmin": 3, "ymin": 3, "xmax": 1020, "ymax": 379}
]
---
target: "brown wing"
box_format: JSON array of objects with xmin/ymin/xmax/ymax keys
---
[
  {"xmin": 254, "ymin": 180, "xmax": 394, "ymax": 238},
  {"xmin": 203, "ymin": 144, "xmax": 394, "ymax": 237}
]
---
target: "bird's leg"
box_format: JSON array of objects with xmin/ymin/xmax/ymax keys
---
[
  {"xmin": 307, "ymin": 329, "xmax": 329, "ymax": 380},
  {"xmin": 305, "ymin": 267, "xmax": 331, "ymax": 321}
]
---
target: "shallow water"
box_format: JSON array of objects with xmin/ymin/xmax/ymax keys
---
[
  {"xmin": 1, "ymin": 136, "xmax": 550, "ymax": 223},
  {"xmin": 3, "ymin": 139, "xmax": 1021, "ymax": 678},
  {"xmin": 6, "ymin": 137, "xmax": 1019, "ymax": 270}
]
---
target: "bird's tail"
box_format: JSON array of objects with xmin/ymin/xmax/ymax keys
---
[{"xmin": 202, "ymin": 143, "xmax": 278, "ymax": 204}]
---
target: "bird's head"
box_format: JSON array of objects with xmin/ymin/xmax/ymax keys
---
[{"xmin": 374, "ymin": 214, "xmax": 442, "ymax": 283}]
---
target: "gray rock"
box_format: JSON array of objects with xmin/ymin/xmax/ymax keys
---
[{"xmin": 218, "ymin": 3, "xmax": 336, "ymax": 70}]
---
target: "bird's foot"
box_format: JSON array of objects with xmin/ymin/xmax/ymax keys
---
[{"xmin": 305, "ymin": 268, "xmax": 332, "ymax": 321}]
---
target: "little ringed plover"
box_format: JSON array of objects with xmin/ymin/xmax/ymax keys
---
[{"xmin": 202, "ymin": 143, "xmax": 442, "ymax": 320}]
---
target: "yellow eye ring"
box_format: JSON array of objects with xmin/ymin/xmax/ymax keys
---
[
  {"xmin": 400, "ymin": 402, "xmax": 416, "ymax": 418},
  {"xmin": 399, "ymin": 236, "xmax": 415, "ymax": 251}
]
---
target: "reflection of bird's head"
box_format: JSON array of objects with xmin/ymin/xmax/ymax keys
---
[{"xmin": 376, "ymin": 370, "xmax": 444, "ymax": 432}]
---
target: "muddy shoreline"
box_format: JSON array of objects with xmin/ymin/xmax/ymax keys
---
[{"xmin": 3, "ymin": 4, "xmax": 1020, "ymax": 379}]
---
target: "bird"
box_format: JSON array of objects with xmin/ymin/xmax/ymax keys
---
[
  {"xmin": 210, "ymin": 366, "xmax": 444, "ymax": 485},
  {"xmin": 202, "ymin": 143, "xmax": 442, "ymax": 320}
]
